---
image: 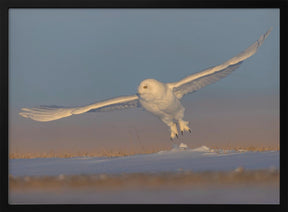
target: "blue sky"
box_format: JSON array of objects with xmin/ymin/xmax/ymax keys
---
[{"xmin": 9, "ymin": 9, "xmax": 279, "ymax": 154}]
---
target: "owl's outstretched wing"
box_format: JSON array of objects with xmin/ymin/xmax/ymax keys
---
[
  {"xmin": 19, "ymin": 95, "xmax": 139, "ymax": 122},
  {"xmin": 169, "ymin": 28, "xmax": 272, "ymax": 99}
]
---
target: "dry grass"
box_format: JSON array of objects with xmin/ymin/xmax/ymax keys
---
[
  {"xmin": 9, "ymin": 169, "xmax": 279, "ymax": 191},
  {"xmin": 9, "ymin": 148, "xmax": 160, "ymax": 159},
  {"xmin": 209, "ymin": 144, "xmax": 279, "ymax": 152}
]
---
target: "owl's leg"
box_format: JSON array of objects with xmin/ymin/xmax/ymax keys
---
[
  {"xmin": 169, "ymin": 122, "xmax": 179, "ymax": 140},
  {"xmin": 161, "ymin": 118, "xmax": 179, "ymax": 140},
  {"xmin": 178, "ymin": 119, "xmax": 191, "ymax": 135}
]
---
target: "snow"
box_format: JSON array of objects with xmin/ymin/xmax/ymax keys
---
[
  {"xmin": 9, "ymin": 144, "xmax": 279, "ymax": 204},
  {"xmin": 9, "ymin": 145, "xmax": 279, "ymax": 177}
]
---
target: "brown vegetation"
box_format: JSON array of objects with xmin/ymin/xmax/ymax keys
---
[
  {"xmin": 9, "ymin": 149, "xmax": 157, "ymax": 159},
  {"xmin": 9, "ymin": 169, "xmax": 279, "ymax": 191}
]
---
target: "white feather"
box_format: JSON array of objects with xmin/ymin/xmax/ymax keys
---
[
  {"xmin": 19, "ymin": 95, "xmax": 139, "ymax": 122},
  {"xmin": 169, "ymin": 27, "xmax": 272, "ymax": 99}
]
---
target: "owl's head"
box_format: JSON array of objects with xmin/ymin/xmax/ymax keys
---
[{"xmin": 137, "ymin": 79, "xmax": 166, "ymax": 101}]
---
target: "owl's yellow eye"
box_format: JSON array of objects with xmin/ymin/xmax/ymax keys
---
[{"xmin": 143, "ymin": 85, "xmax": 148, "ymax": 89}]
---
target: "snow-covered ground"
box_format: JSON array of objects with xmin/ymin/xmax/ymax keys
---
[
  {"xmin": 10, "ymin": 145, "xmax": 278, "ymax": 177},
  {"xmin": 9, "ymin": 144, "xmax": 280, "ymax": 204}
]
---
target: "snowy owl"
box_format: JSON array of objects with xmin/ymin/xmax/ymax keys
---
[{"xmin": 19, "ymin": 28, "xmax": 272, "ymax": 139}]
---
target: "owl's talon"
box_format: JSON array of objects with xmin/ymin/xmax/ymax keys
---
[
  {"xmin": 169, "ymin": 122, "xmax": 179, "ymax": 140},
  {"xmin": 179, "ymin": 120, "xmax": 191, "ymax": 134}
]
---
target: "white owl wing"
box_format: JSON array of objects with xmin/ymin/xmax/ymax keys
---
[
  {"xmin": 168, "ymin": 28, "xmax": 272, "ymax": 99},
  {"xmin": 19, "ymin": 95, "xmax": 139, "ymax": 122}
]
